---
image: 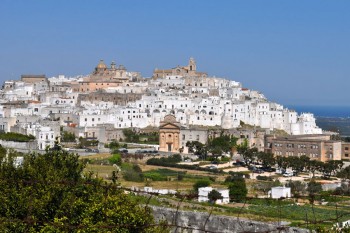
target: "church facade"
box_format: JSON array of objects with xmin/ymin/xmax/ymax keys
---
[
  {"xmin": 159, "ymin": 115, "xmax": 181, "ymax": 152},
  {"xmin": 153, "ymin": 58, "xmax": 207, "ymax": 79}
]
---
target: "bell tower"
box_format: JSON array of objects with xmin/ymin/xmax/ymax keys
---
[{"xmin": 188, "ymin": 57, "xmax": 196, "ymax": 71}]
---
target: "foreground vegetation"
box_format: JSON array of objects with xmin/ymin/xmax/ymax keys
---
[{"xmin": 0, "ymin": 145, "xmax": 165, "ymax": 232}]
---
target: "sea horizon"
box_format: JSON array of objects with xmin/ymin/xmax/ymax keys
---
[{"xmin": 286, "ymin": 105, "xmax": 350, "ymax": 118}]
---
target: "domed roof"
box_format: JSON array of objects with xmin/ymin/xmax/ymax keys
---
[{"xmin": 96, "ymin": 60, "xmax": 107, "ymax": 69}]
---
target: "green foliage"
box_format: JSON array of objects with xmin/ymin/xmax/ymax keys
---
[
  {"xmin": 186, "ymin": 141, "xmax": 207, "ymax": 158},
  {"xmin": 122, "ymin": 129, "xmax": 140, "ymax": 143},
  {"xmin": 207, "ymin": 133, "xmax": 237, "ymax": 158},
  {"xmin": 109, "ymin": 153, "xmax": 122, "ymax": 166},
  {"xmin": 286, "ymin": 180, "xmax": 306, "ymax": 197},
  {"xmin": 256, "ymin": 175, "xmax": 273, "ymax": 181},
  {"xmin": 220, "ymin": 156, "xmax": 230, "ymax": 162},
  {"xmin": 60, "ymin": 131, "xmax": 76, "ymax": 142},
  {"xmin": 0, "ymin": 146, "xmax": 162, "ymax": 232},
  {"xmin": 254, "ymin": 180, "xmax": 281, "ymax": 194},
  {"xmin": 0, "ymin": 132, "xmax": 35, "ymax": 142},
  {"xmin": 105, "ymin": 140, "xmax": 120, "ymax": 149},
  {"xmin": 77, "ymin": 137, "xmax": 99, "ymax": 148},
  {"xmin": 227, "ymin": 176, "xmax": 247, "ymax": 202},
  {"xmin": 193, "ymin": 179, "xmax": 211, "ymax": 191},
  {"xmin": 146, "ymin": 154, "xmax": 224, "ymax": 174},
  {"xmin": 146, "ymin": 154, "xmax": 182, "ymax": 166},
  {"xmin": 237, "ymin": 145, "xmax": 258, "ymax": 167},
  {"xmin": 256, "ymin": 152, "xmax": 275, "ymax": 169},
  {"xmin": 208, "ymin": 189, "xmax": 223, "ymax": 203},
  {"xmin": 143, "ymin": 169, "xmax": 186, "ymax": 181},
  {"xmin": 122, "ymin": 163, "xmax": 144, "ymax": 182}
]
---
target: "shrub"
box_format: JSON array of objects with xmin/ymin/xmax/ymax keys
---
[
  {"xmin": 221, "ymin": 157, "xmax": 230, "ymax": 162},
  {"xmin": 256, "ymin": 175, "xmax": 273, "ymax": 181},
  {"xmin": 193, "ymin": 179, "xmax": 211, "ymax": 191},
  {"xmin": 122, "ymin": 163, "xmax": 144, "ymax": 182},
  {"xmin": 227, "ymin": 177, "xmax": 247, "ymax": 202},
  {"xmin": 108, "ymin": 154, "xmax": 122, "ymax": 166},
  {"xmin": 0, "ymin": 132, "xmax": 35, "ymax": 142}
]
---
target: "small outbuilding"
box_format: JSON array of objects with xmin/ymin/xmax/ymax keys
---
[
  {"xmin": 268, "ymin": 186, "xmax": 291, "ymax": 199},
  {"xmin": 198, "ymin": 187, "xmax": 230, "ymax": 204}
]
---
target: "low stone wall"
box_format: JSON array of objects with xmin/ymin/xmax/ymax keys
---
[
  {"xmin": 151, "ymin": 206, "xmax": 310, "ymax": 233},
  {"xmin": 0, "ymin": 140, "xmax": 37, "ymax": 150}
]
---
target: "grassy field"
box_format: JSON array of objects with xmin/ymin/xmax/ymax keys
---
[{"xmin": 80, "ymin": 153, "xmax": 350, "ymax": 230}]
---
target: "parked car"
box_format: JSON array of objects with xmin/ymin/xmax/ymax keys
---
[
  {"xmin": 92, "ymin": 149, "xmax": 99, "ymax": 153},
  {"xmin": 208, "ymin": 165, "xmax": 218, "ymax": 170},
  {"xmin": 275, "ymin": 169, "xmax": 286, "ymax": 174},
  {"xmin": 253, "ymin": 168, "xmax": 264, "ymax": 174},
  {"xmin": 262, "ymin": 167, "xmax": 276, "ymax": 172},
  {"xmin": 283, "ymin": 172, "xmax": 293, "ymax": 177},
  {"xmin": 85, "ymin": 148, "xmax": 93, "ymax": 152},
  {"xmin": 118, "ymin": 148, "xmax": 128, "ymax": 153}
]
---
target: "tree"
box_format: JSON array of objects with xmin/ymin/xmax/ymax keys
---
[
  {"xmin": 254, "ymin": 179, "xmax": 281, "ymax": 195},
  {"xmin": 307, "ymin": 160, "xmax": 323, "ymax": 178},
  {"xmin": 122, "ymin": 129, "xmax": 140, "ymax": 143},
  {"xmin": 186, "ymin": 141, "xmax": 207, "ymax": 159},
  {"xmin": 239, "ymin": 147, "xmax": 258, "ymax": 167},
  {"xmin": 0, "ymin": 145, "xmax": 163, "ymax": 232},
  {"xmin": 208, "ymin": 189, "xmax": 223, "ymax": 203},
  {"xmin": 320, "ymin": 160, "xmax": 344, "ymax": 179},
  {"xmin": 287, "ymin": 155, "xmax": 309, "ymax": 176},
  {"xmin": 307, "ymin": 179, "xmax": 322, "ymax": 203},
  {"xmin": 256, "ymin": 152, "xmax": 275, "ymax": 169},
  {"xmin": 207, "ymin": 133, "xmax": 237, "ymax": 159},
  {"xmin": 109, "ymin": 153, "xmax": 122, "ymax": 166},
  {"xmin": 286, "ymin": 180, "xmax": 306, "ymax": 198},
  {"xmin": 227, "ymin": 176, "xmax": 247, "ymax": 202},
  {"xmin": 61, "ymin": 131, "xmax": 76, "ymax": 142},
  {"xmin": 193, "ymin": 179, "xmax": 211, "ymax": 192},
  {"xmin": 337, "ymin": 166, "xmax": 350, "ymax": 180},
  {"xmin": 276, "ymin": 155, "xmax": 289, "ymax": 171}
]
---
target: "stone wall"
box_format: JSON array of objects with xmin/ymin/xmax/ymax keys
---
[
  {"xmin": 151, "ymin": 206, "xmax": 309, "ymax": 233},
  {"xmin": 0, "ymin": 140, "xmax": 37, "ymax": 150}
]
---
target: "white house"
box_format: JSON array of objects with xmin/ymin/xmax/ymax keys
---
[
  {"xmin": 198, "ymin": 187, "xmax": 230, "ymax": 204},
  {"xmin": 268, "ymin": 186, "xmax": 291, "ymax": 199}
]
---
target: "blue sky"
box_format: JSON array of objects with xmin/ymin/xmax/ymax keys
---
[{"xmin": 0, "ymin": 0, "xmax": 349, "ymax": 106}]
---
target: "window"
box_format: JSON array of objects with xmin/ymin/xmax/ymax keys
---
[
  {"xmin": 345, "ymin": 154, "xmax": 349, "ymax": 157},
  {"xmin": 182, "ymin": 135, "xmax": 185, "ymax": 140},
  {"xmin": 345, "ymin": 147, "xmax": 349, "ymax": 151}
]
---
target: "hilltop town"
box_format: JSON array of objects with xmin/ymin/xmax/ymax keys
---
[{"xmin": 2, "ymin": 58, "xmax": 341, "ymax": 154}]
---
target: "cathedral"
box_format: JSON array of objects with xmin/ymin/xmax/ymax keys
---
[{"xmin": 152, "ymin": 58, "xmax": 207, "ymax": 79}]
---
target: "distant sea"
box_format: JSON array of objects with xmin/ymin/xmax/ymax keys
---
[
  {"xmin": 286, "ymin": 105, "xmax": 350, "ymax": 136},
  {"xmin": 286, "ymin": 105, "xmax": 350, "ymax": 118}
]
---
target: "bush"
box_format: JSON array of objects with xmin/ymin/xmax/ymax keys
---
[
  {"xmin": 193, "ymin": 179, "xmax": 211, "ymax": 191},
  {"xmin": 0, "ymin": 132, "xmax": 35, "ymax": 142},
  {"xmin": 143, "ymin": 169, "xmax": 186, "ymax": 181},
  {"xmin": 221, "ymin": 157, "xmax": 230, "ymax": 162},
  {"xmin": 146, "ymin": 154, "xmax": 224, "ymax": 174},
  {"xmin": 61, "ymin": 131, "xmax": 76, "ymax": 142},
  {"xmin": 227, "ymin": 177, "xmax": 247, "ymax": 202},
  {"xmin": 122, "ymin": 163, "xmax": 144, "ymax": 182},
  {"xmin": 108, "ymin": 154, "xmax": 122, "ymax": 166},
  {"xmin": 256, "ymin": 175, "xmax": 273, "ymax": 181}
]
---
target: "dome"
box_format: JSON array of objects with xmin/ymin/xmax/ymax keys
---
[{"xmin": 96, "ymin": 60, "xmax": 107, "ymax": 69}]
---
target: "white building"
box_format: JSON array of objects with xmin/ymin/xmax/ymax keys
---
[
  {"xmin": 268, "ymin": 186, "xmax": 291, "ymax": 199},
  {"xmin": 198, "ymin": 187, "xmax": 230, "ymax": 204}
]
